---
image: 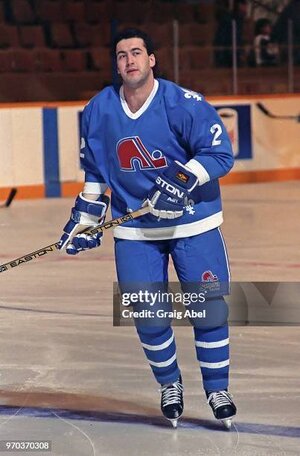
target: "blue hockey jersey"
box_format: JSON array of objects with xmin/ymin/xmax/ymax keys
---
[{"xmin": 80, "ymin": 79, "xmax": 234, "ymax": 240}]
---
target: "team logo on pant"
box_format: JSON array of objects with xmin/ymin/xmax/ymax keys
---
[
  {"xmin": 201, "ymin": 270, "xmax": 218, "ymax": 282},
  {"xmin": 117, "ymin": 136, "xmax": 167, "ymax": 171}
]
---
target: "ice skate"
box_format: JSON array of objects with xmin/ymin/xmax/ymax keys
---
[
  {"xmin": 160, "ymin": 375, "xmax": 183, "ymax": 428},
  {"xmin": 206, "ymin": 390, "xmax": 236, "ymax": 429}
]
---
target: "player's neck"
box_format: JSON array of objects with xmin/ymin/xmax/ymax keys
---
[{"xmin": 122, "ymin": 77, "xmax": 155, "ymax": 113}]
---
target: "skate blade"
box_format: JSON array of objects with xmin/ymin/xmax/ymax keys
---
[
  {"xmin": 221, "ymin": 418, "xmax": 232, "ymax": 429},
  {"xmin": 170, "ymin": 418, "xmax": 178, "ymax": 428}
]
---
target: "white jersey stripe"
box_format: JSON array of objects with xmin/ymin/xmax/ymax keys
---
[
  {"xmin": 195, "ymin": 338, "xmax": 229, "ymax": 349},
  {"xmin": 186, "ymin": 158, "xmax": 210, "ymax": 186},
  {"xmin": 83, "ymin": 181, "xmax": 108, "ymax": 195},
  {"xmin": 114, "ymin": 211, "xmax": 223, "ymax": 241}
]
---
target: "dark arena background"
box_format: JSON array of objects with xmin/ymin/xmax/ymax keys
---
[{"xmin": 0, "ymin": 1, "xmax": 299, "ymax": 455}]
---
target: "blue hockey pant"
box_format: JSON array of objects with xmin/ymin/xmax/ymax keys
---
[{"xmin": 114, "ymin": 227, "xmax": 230, "ymax": 392}]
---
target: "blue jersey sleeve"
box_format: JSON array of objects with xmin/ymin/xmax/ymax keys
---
[
  {"xmin": 167, "ymin": 91, "xmax": 234, "ymax": 182},
  {"xmin": 186, "ymin": 100, "xmax": 234, "ymax": 180},
  {"xmin": 80, "ymin": 100, "xmax": 107, "ymax": 185}
]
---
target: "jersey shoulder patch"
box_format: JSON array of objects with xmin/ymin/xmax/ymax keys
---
[
  {"xmin": 159, "ymin": 79, "xmax": 204, "ymax": 116},
  {"xmin": 180, "ymin": 87, "xmax": 203, "ymax": 102}
]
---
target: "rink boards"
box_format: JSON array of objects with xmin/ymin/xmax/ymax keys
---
[{"xmin": 0, "ymin": 94, "xmax": 300, "ymax": 199}]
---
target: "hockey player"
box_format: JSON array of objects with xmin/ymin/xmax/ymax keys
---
[{"xmin": 59, "ymin": 28, "xmax": 237, "ymax": 429}]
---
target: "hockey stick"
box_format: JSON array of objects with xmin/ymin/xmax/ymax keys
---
[
  {"xmin": 0, "ymin": 188, "xmax": 17, "ymax": 208},
  {"xmin": 0, "ymin": 205, "xmax": 150, "ymax": 273},
  {"xmin": 256, "ymin": 102, "xmax": 300, "ymax": 122}
]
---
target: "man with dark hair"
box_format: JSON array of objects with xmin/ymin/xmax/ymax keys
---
[
  {"xmin": 113, "ymin": 28, "xmax": 155, "ymax": 55},
  {"xmin": 59, "ymin": 27, "xmax": 237, "ymax": 429}
]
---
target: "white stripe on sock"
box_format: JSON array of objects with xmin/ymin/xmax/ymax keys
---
[
  {"xmin": 148, "ymin": 353, "xmax": 177, "ymax": 368},
  {"xmin": 200, "ymin": 359, "xmax": 229, "ymax": 369},
  {"xmin": 142, "ymin": 333, "xmax": 174, "ymax": 351},
  {"xmin": 195, "ymin": 338, "xmax": 229, "ymax": 349}
]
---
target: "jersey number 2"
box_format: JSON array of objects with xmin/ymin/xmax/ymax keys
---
[{"xmin": 210, "ymin": 124, "xmax": 222, "ymax": 146}]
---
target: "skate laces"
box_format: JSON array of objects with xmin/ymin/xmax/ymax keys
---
[
  {"xmin": 160, "ymin": 379, "xmax": 183, "ymax": 407},
  {"xmin": 207, "ymin": 391, "xmax": 233, "ymax": 409}
]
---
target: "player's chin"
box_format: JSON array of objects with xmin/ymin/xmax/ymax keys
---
[
  {"xmin": 125, "ymin": 72, "xmax": 140, "ymax": 83},
  {"xmin": 124, "ymin": 76, "xmax": 143, "ymax": 88}
]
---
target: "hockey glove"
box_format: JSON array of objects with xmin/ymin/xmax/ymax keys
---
[
  {"xmin": 59, "ymin": 192, "xmax": 110, "ymax": 255},
  {"xmin": 145, "ymin": 161, "xmax": 198, "ymax": 219}
]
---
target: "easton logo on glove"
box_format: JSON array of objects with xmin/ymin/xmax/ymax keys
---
[
  {"xmin": 155, "ymin": 176, "xmax": 185, "ymax": 198},
  {"xmin": 145, "ymin": 160, "xmax": 199, "ymax": 220}
]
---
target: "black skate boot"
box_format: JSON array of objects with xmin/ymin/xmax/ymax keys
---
[
  {"xmin": 160, "ymin": 375, "xmax": 184, "ymax": 428},
  {"xmin": 206, "ymin": 390, "xmax": 237, "ymax": 429}
]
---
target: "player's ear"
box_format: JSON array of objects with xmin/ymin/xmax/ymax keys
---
[{"xmin": 149, "ymin": 54, "xmax": 156, "ymax": 68}]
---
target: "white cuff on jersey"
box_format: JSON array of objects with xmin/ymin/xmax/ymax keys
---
[
  {"xmin": 185, "ymin": 159, "xmax": 210, "ymax": 186},
  {"xmin": 83, "ymin": 181, "xmax": 108, "ymax": 195}
]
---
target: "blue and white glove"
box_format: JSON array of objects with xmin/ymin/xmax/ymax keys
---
[
  {"xmin": 59, "ymin": 192, "xmax": 110, "ymax": 255},
  {"xmin": 145, "ymin": 161, "xmax": 198, "ymax": 219}
]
